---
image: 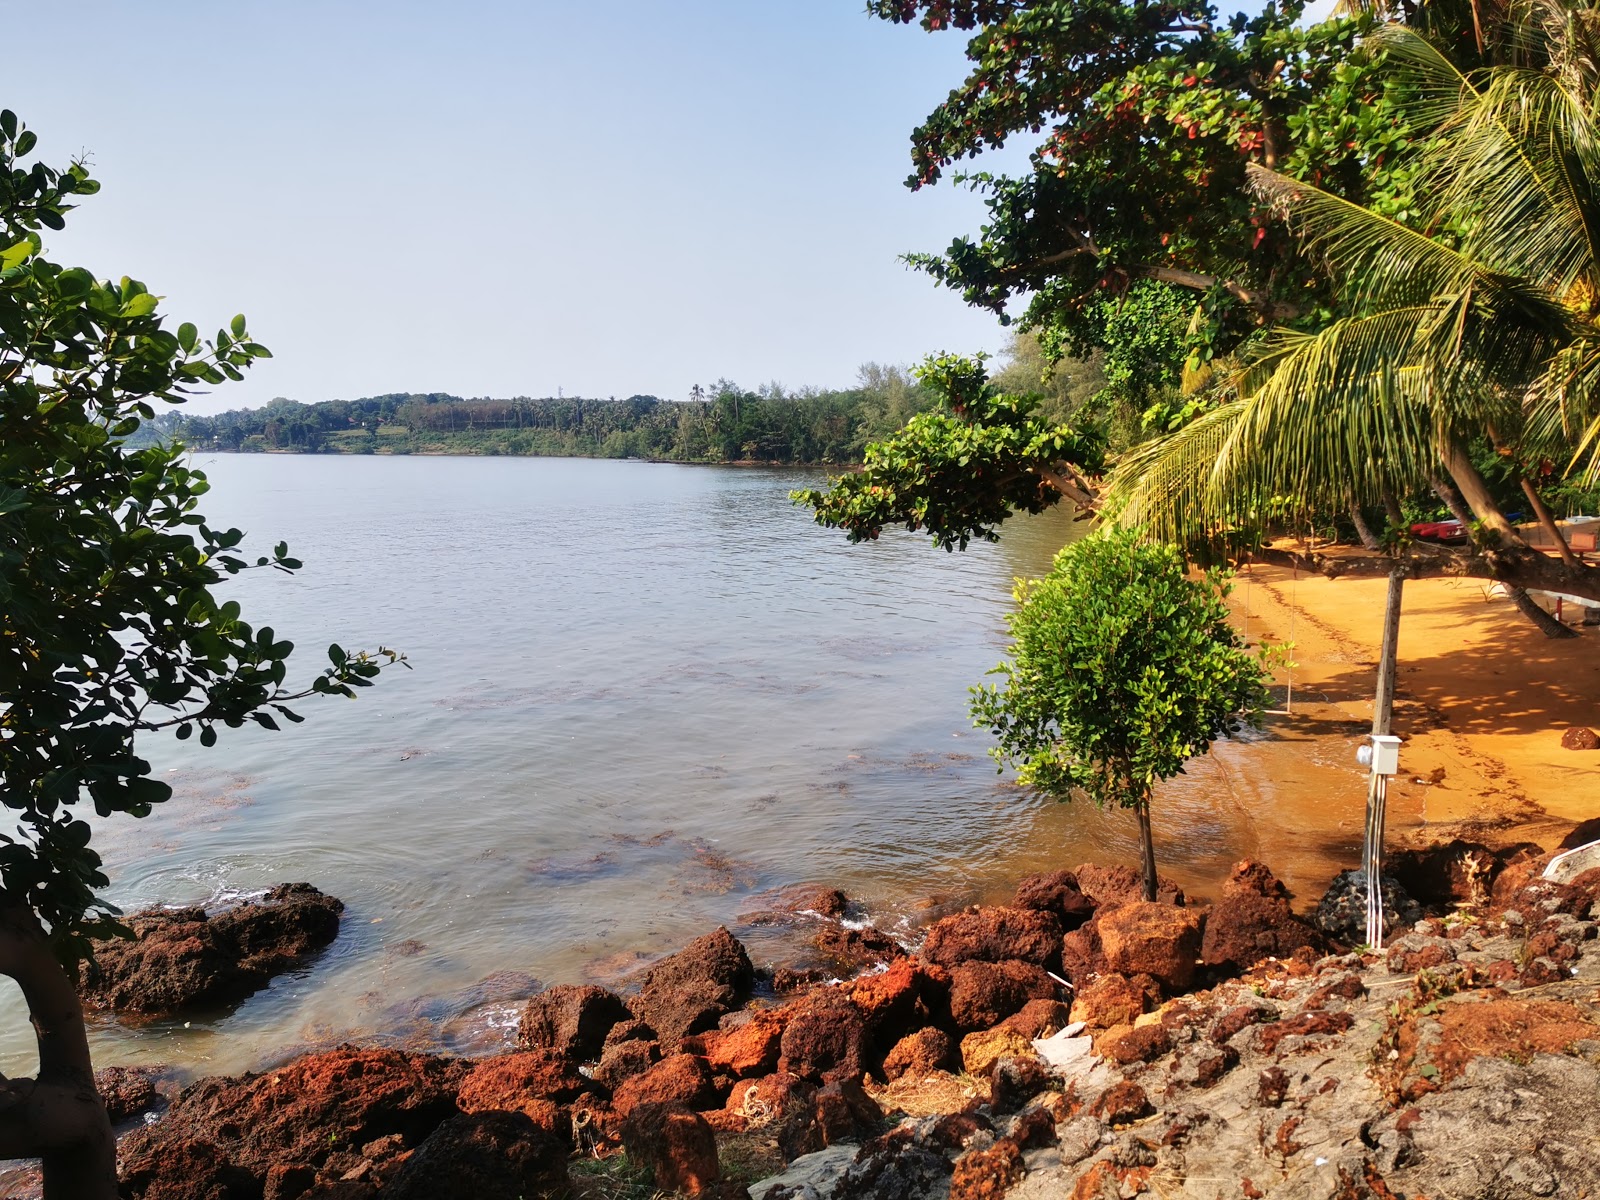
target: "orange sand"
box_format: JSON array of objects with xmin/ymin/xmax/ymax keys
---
[{"xmin": 1236, "ymin": 564, "xmax": 1600, "ymax": 859}]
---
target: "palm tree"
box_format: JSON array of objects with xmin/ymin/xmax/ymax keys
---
[{"xmin": 1111, "ymin": 10, "xmax": 1600, "ymax": 604}]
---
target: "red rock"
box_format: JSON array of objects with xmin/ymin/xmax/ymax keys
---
[
  {"xmin": 95, "ymin": 1064, "xmax": 168, "ymax": 1123},
  {"xmin": 921, "ymin": 906, "xmax": 1064, "ymax": 971},
  {"xmin": 630, "ymin": 927, "xmax": 754, "ymax": 1053},
  {"xmin": 612, "ymin": 1053, "xmax": 719, "ymax": 1116},
  {"xmin": 116, "ymin": 1047, "xmax": 466, "ymax": 1187},
  {"xmin": 1388, "ymin": 840, "xmax": 1523, "ymax": 908},
  {"xmin": 702, "ymin": 1010, "xmax": 786, "ymax": 1078},
  {"xmin": 383, "ymin": 1111, "xmax": 568, "ymax": 1200},
  {"xmin": 989, "ymin": 1055, "xmax": 1049, "ymax": 1113},
  {"xmin": 594, "ymin": 1036, "xmax": 659, "ymax": 1091},
  {"xmin": 1201, "ymin": 862, "xmax": 1324, "ymax": 974},
  {"xmin": 945, "ymin": 960, "xmax": 1059, "ymax": 1033},
  {"xmin": 1187, "ymin": 1045, "xmax": 1238, "ymax": 1088},
  {"xmin": 1097, "ymin": 1023, "xmax": 1172, "ymax": 1065},
  {"xmin": 778, "ymin": 994, "xmax": 869, "ymax": 1083},
  {"xmin": 882, "ymin": 1027, "xmax": 954, "ymax": 1079},
  {"xmin": 517, "ymin": 983, "xmax": 630, "ymax": 1060},
  {"xmin": 1089, "ymin": 1080, "xmax": 1150, "ymax": 1124},
  {"xmin": 778, "ymin": 1078, "xmax": 882, "ymax": 1161},
  {"xmin": 1073, "ymin": 863, "xmax": 1184, "ymax": 908},
  {"xmin": 1386, "ymin": 940, "xmax": 1456, "ymax": 974},
  {"xmin": 621, "ymin": 1103, "xmax": 721, "ymax": 1196},
  {"xmin": 118, "ymin": 1138, "xmax": 258, "ymax": 1199},
  {"xmin": 1071, "ymin": 972, "xmax": 1162, "ymax": 1032},
  {"xmin": 930, "ymin": 1111, "xmax": 993, "ymax": 1152},
  {"xmin": 1562, "ymin": 726, "xmax": 1600, "ymax": 750},
  {"xmin": 1009, "ymin": 1104, "xmax": 1058, "ymax": 1150},
  {"xmin": 949, "ymin": 1138, "xmax": 1023, "ymax": 1200},
  {"xmin": 458, "ymin": 1049, "xmax": 590, "ymax": 1109},
  {"xmin": 1210, "ymin": 1004, "xmax": 1269, "ymax": 1045},
  {"xmin": 813, "ymin": 924, "xmax": 904, "ymax": 971},
  {"xmin": 1096, "ymin": 901, "xmax": 1204, "ymax": 992},
  {"xmin": 1013, "ymin": 869, "xmax": 1096, "ymax": 929},
  {"xmin": 1255, "ymin": 1011, "xmax": 1355, "ymax": 1055},
  {"xmin": 1257, "ymin": 1066, "xmax": 1290, "ymax": 1106},
  {"xmin": 83, "ymin": 884, "xmax": 343, "ymax": 1016},
  {"xmin": 846, "ymin": 957, "xmax": 950, "ymax": 1049},
  {"xmin": 997, "ymin": 998, "xmax": 1072, "ymax": 1040}
]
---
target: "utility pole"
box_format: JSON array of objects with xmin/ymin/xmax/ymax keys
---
[{"xmin": 1362, "ymin": 567, "xmax": 1405, "ymax": 948}]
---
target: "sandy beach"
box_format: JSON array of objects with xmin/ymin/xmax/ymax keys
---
[{"xmin": 1234, "ymin": 563, "xmax": 1600, "ymax": 872}]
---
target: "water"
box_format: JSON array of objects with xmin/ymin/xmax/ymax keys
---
[{"xmin": 0, "ymin": 455, "xmax": 1356, "ymax": 1077}]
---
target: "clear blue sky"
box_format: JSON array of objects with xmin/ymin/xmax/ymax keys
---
[{"xmin": 8, "ymin": 1, "xmax": 1040, "ymax": 411}]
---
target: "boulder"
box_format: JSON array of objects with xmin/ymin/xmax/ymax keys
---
[
  {"xmin": 1096, "ymin": 901, "xmax": 1204, "ymax": 992},
  {"xmin": 1012, "ymin": 869, "xmax": 1097, "ymax": 929},
  {"xmin": 1314, "ymin": 871, "xmax": 1422, "ymax": 942},
  {"xmin": 725, "ymin": 1071, "xmax": 815, "ymax": 1128},
  {"xmin": 612, "ymin": 1053, "xmax": 719, "ymax": 1116},
  {"xmin": 83, "ymin": 883, "xmax": 343, "ymax": 1016},
  {"xmin": 919, "ymin": 907, "xmax": 1064, "ymax": 972},
  {"xmin": 1201, "ymin": 861, "xmax": 1324, "ymax": 973},
  {"xmin": 117, "ymin": 1047, "xmax": 465, "ymax": 1191},
  {"xmin": 95, "ymin": 1064, "xmax": 169, "ymax": 1123},
  {"xmin": 702, "ymin": 1009, "xmax": 787, "ymax": 1078},
  {"xmin": 945, "ymin": 960, "xmax": 1059, "ymax": 1032},
  {"xmin": 630, "ymin": 927, "xmax": 754, "ymax": 1053},
  {"xmin": 1073, "ymin": 863, "xmax": 1185, "ymax": 908},
  {"xmin": 959, "ymin": 1026, "xmax": 1035, "ymax": 1078},
  {"xmin": 118, "ymin": 1138, "xmax": 260, "ymax": 1200},
  {"xmin": 383, "ymin": 1111, "xmax": 568, "ymax": 1200},
  {"xmin": 621, "ymin": 1103, "xmax": 721, "ymax": 1196},
  {"xmin": 778, "ymin": 994, "xmax": 870, "ymax": 1084},
  {"xmin": 1071, "ymin": 972, "xmax": 1162, "ymax": 1032},
  {"xmin": 882, "ymin": 1027, "xmax": 954, "ymax": 1080},
  {"xmin": 997, "ymin": 998, "xmax": 1073, "ymax": 1041},
  {"xmin": 457, "ymin": 1049, "xmax": 591, "ymax": 1112},
  {"xmin": 516, "ymin": 983, "xmax": 630, "ymax": 1060},
  {"xmin": 813, "ymin": 924, "xmax": 905, "ymax": 971},
  {"xmin": 845, "ymin": 957, "xmax": 950, "ymax": 1051},
  {"xmin": 1388, "ymin": 841, "xmax": 1529, "ymax": 907},
  {"xmin": 1561, "ymin": 726, "xmax": 1600, "ymax": 750},
  {"xmin": 594, "ymin": 1036, "xmax": 660, "ymax": 1091},
  {"xmin": 778, "ymin": 1078, "xmax": 883, "ymax": 1162}
]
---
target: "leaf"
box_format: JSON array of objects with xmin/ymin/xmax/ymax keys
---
[
  {"xmin": 0, "ymin": 240, "xmax": 31, "ymax": 270},
  {"xmin": 177, "ymin": 322, "xmax": 198, "ymax": 353},
  {"xmin": 231, "ymin": 313, "xmax": 247, "ymax": 337}
]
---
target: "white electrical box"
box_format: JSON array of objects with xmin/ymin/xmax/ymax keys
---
[{"xmin": 1356, "ymin": 734, "xmax": 1402, "ymax": 775}]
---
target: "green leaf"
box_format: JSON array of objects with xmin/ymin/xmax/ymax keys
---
[
  {"xmin": 230, "ymin": 313, "xmax": 247, "ymax": 337},
  {"xmin": 177, "ymin": 322, "xmax": 198, "ymax": 353}
]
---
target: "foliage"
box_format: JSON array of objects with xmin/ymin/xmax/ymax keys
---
[
  {"xmin": 1111, "ymin": 17, "xmax": 1600, "ymax": 551},
  {"xmin": 970, "ymin": 527, "xmax": 1271, "ymax": 806},
  {"xmin": 0, "ymin": 111, "xmax": 401, "ymax": 961},
  {"xmin": 868, "ymin": 0, "xmax": 1428, "ymax": 369},
  {"xmin": 792, "ymin": 353, "xmax": 1104, "ymax": 549}
]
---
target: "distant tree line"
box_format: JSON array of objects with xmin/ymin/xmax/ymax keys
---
[{"xmin": 135, "ymin": 367, "xmax": 945, "ymax": 463}]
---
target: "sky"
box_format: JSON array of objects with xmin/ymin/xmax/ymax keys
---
[{"xmin": 6, "ymin": 1, "xmax": 1047, "ymax": 412}]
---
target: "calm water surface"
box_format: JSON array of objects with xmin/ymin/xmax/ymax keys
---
[{"xmin": 1, "ymin": 455, "xmax": 1352, "ymax": 1076}]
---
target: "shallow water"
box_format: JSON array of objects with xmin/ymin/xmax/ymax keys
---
[{"xmin": 0, "ymin": 455, "xmax": 1365, "ymax": 1077}]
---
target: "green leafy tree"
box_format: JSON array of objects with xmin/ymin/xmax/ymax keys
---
[
  {"xmin": 0, "ymin": 112, "xmax": 400, "ymax": 1198},
  {"xmin": 971, "ymin": 527, "xmax": 1271, "ymax": 900},
  {"xmin": 793, "ymin": 352, "xmax": 1104, "ymax": 549}
]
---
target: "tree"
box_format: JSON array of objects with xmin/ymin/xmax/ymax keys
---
[
  {"xmin": 0, "ymin": 112, "xmax": 400, "ymax": 1198},
  {"xmin": 793, "ymin": 352, "xmax": 1104, "ymax": 548},
  {"xmin": 1111, "ymin": 18, "xmax": 1600, "ymax": 604},
  {"xmin": 971, "ymin": 527, "xmax": 1272, "ymax": 900}
]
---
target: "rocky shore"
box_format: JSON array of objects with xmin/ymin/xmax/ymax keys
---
[{"xmin": 47, "ymin": 825, "xmax": 1599, "ymax": 1199}]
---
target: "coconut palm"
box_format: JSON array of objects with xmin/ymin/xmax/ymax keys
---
[{"xmin": 1110, "ymin": 9, "xmax": 1600, "ymax": 605}]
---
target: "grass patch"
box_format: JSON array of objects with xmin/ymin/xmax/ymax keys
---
[{"xmin": 567, "ymin": 1153, "xmax": 664, "ymax": 1200}]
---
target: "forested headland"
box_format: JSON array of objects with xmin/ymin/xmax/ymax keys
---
[{"xmin": 131, "ymin": 343, "xmax": 1106, "ymax": 465}]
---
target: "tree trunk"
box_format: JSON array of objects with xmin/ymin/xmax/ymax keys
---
[
  {"xmin": 0, "ymin": 904, "xmax": 117, "ymax": 1200},
  {"xmin": 1371, "ymin": 569, "xmax": 1405, "ymax": 737},
  {"xmin": 1382, "ymin": 490, "xmax": 1406, "ymax": 535},
  {"xmin": 1439, "ymin": 439, "xmax": 1529, "ymax": 549},
  {"xmin": 1509, "ymin": 585, "xmax": 1581, "ymax": 639},
  {"xmin": 1135, "ymin": 799, "xmax": 1158, "ymax": 903},
  {"xmin": 1348, "ymin": 501, "xmax": 1382, "ymax": 552},
  {"xmin": 1519, "ymin": 478, "xmax": 1581, "ymax": 567},
  {"xmin": 1429, "ymin": 473, "xmax": 1474, "ymax": 527}
]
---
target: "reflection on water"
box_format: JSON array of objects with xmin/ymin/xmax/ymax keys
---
[{"xmin": 0, "ymin": 456, "xmax": 1361, "ymax": 1077}]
